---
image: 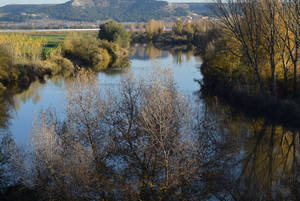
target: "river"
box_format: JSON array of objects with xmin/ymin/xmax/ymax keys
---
[
  {"xmin": 0, "ymin": 44, "xmax": 299, "ymax": 200},
  {"xmin": 7, "ymin": 44, "xmax": 202, "ymax": 144}
]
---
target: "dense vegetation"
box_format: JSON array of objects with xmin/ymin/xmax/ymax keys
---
[
  {"xmin": 0, "ymin": 34, "xmax": 48, "ymax": 90},
  {"xmin": 202, "ymin": 0, "xmax": 300, "ymax": 98},
  {"xmin": 0, "ymin": 23, "xmax": 130, "ymax": 94},
  {"xmin": 132, "ymin": 19, "xmax": 217, "ymax": 53},
  {"xmin": 0, "ymin": 0, "xmax": 213, "ymax": 23},
  {"xmin": 130, "ymin": 1, "xmax": 300, "ymax": 126},
  {"xmin": 195, "ymin": 0, "xmax": 300, "ymax": 125},
  {"xmin": 99, "ymin": 21, "xmax": 131, "ymax": 48}
]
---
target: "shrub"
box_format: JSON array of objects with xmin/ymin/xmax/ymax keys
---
[
  {"xmin": 62, "ymin": 34, "xmax": 99, "ymax": 66},
  {"xmin": 98, "ymin": 20, "xmax": 131, "ymax": 48},
  {"xmin": 0, "ymin": 34, "xmax": 45, "ymax": 65},
  {"xmin": 25, "ymin": 68, "xmax": 200, "ymax": 201},
  {"xmin": 91, "ymin": 47, "xmax": 111, "ymax": 71}
]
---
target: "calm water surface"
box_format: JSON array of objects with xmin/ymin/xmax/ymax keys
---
[
  {"xmin": 1, "ymin": 44, "xmax": 299, "ymax": 199},
  {"xmin": 9, "ymin": 44, "xmax": 202, "ymax": 144}
]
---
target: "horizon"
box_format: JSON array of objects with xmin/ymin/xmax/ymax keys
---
[{"xmin": 0, "ymin": 0, "xmax": 212, "ymax": 7}]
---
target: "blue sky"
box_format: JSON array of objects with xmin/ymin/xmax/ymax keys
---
[{"xmin": 0, "ymin": 0, "xmax": 210, "ymax": 7}]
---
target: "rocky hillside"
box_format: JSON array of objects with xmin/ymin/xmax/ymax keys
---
[{"xmin": 0, "ymin": 0, "xmax": 214, "ymax": 22}]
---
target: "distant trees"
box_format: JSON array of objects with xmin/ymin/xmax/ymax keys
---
[
  {"xmin": 131, "ymin": 18, "xmax": 215, "ymax": 49},
  {"xmin": 98, "ymin": 20, "xmax": 131, "ymax": 48},
  {"xmin": 145, "ymin": 19, "xmax": 164, "ymax": 39},
  {"xmin": 172, "ymin": 19, "xmax": 212, "ymax": 43},
  {"xmin": 172, "ymin": 19, "xmax": 184, "ymax": 36}
]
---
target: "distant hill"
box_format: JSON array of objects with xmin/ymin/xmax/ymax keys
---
[{"xmin": 0, "ymin": 0, "xmax": 214, "ymax": 22}]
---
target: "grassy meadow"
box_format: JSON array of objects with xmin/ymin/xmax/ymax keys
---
[{"xmin": 29, "ymin": 31, "xmax": 98, "ymax": 54}]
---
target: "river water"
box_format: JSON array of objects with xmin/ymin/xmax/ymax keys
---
[
  {"xmin": 1, "ymin": 44, "xmax": 299, "ymax": 199},
  {"xmin": 8, "ymin": 44, "xmax": 202, "ymax": 144}
]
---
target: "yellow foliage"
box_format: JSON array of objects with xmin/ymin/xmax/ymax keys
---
[
  {"xmin": 145, "ymin": 19, "xmax": 164, "ymax": 39},
  {"xmin": 0, "ymin": 33, "xmax": 46, "ymax": 65}
]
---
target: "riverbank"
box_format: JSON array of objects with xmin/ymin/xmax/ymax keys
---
[
  {"xmin": 200, "ymin": 63, "xmax": 300, "ymax": 129},
  {"xmin": 0, "ymin": 32, "xmax": 129, "ymax": 95},
  {"xmin": 130, "ymin": 19, "xmax": 217, "ymax": 52}
]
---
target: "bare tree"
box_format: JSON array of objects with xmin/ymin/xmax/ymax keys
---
[
  {"xmin": 108, "ymin": 69, "xmax": 200, "ymax": 200},
  {"xmin": 26, "ymin": 68, "xmax": 202, "ymax": 201},
  {"xmin": 279, "ymin": 0, "xmax": 300, "ymax": 96},
  {"xmin": 259, "ymin": 0, "xmax": 281, "ymax": 96},
  {"xmin": 215, "ymin": 0, "xmax": 267, "ymax": 94}
]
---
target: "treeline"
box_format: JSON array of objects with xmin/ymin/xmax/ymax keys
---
[
  {"xmin": 131, "ymin": 19, "xmax": 218, "ymax": 51},
  {"xmin": 0, "ymin": 21, "xmax": 130, "ymax": 93},
  {"xmin": 202, "ymin": 0, "xmax": 300, "ymax": 98}
]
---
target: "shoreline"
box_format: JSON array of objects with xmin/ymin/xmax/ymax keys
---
[{"xmin": 200, "ymin": 71, "xmax": 300, "ymax": 129}]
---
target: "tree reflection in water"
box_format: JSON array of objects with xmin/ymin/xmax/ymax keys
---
[
  {"xmin": 129, "ymin": 43, "xmax": 196, "ymax": 65},
  {"xmin": 0, "ymin": 44, "xmax": 298, "ymax": 200},
  {"xmin": 200, "ymin": 95, "xmax": 300, "ymax": 200}
]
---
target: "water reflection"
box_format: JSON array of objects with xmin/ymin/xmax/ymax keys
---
[
  {"xmin": 201, "ymin": 95, "xmax": 300, "ymax": 200},
  {"xmin": 0, "ymin": 94, "xmax": 13, "ymax": 129},
  {"xmin": 129, "ymin": 43, "xmax": 198, "ymax": 65},
  {"xmin": 1, "ymin": 44, "xmax": 201, "ymax": 143},
  {"xmin": 0, "ymin": 43, "xmax": 298, "ymax": 199},
  {"xmin": 129, "ymin": 44, "xmax": 168, "ymax": 60}
]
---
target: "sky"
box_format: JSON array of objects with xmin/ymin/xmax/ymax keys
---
[{"xmin": 0, "ymin": 0, "xmax": 210, "ymax": 7}]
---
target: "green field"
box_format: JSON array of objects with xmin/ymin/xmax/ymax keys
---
[{"xmin": 29, "ymin": 31, "xmax": 98, "ymax": 54}]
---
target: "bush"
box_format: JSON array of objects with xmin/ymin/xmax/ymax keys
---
[
  {"xmin": 47, "ymin": 34, "xmax": 128, "ymax": 72},
  {"xmin": 24, "ymin": 68, "xmax": 200, "ymax": 201},
  {"xmin": 98, "ymin": 20, "xmax": 131, "ymax": 48},
  {"xmin": 0, "ymin": 34, "xmax": 45, "ymax": 65},
  {"xmin": 62, "ymin": 34, "xmax": 100, "ymax": 66},
  {"xmin": 99, "ymin": 40, "xmax": 130, "ymax": 68},
  {"xmin": 91, "ymin": 47, "xmax": 111, "ymax": 71}
]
